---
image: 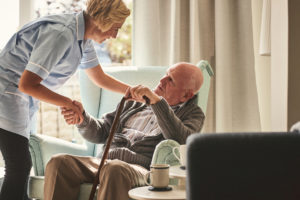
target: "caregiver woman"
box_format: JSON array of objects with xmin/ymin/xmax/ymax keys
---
[{"xmin": 0, "ymin": 0, "xmax": 130, "ymax": 199}]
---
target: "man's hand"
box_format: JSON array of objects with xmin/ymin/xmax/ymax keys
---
[
  {"xmin": 127, "ymin": 85, "xmax": 161, "ymax": 105},
  {"xmin": 61, "ymin": 100, "xmax": 84, "ymax": 125}
]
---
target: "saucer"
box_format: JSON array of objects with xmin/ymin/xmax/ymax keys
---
[{"xmin": 148, "ymin": 186, "xmax": 172, "ymax": 192}]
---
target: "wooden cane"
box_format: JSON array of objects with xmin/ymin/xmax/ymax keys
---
[{"xmin": 88, "ymin": 96, "xmax": 150, "ymax": 200}]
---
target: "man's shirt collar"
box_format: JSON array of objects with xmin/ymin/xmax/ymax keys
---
[{"xmin": 171, "ymin": 95, "xmax": 198, "ymax": 111}]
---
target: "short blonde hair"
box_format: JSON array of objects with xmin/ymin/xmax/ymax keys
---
[{"xmin": 86, "ymin": 0, "xmax": 130, "ymax": 32}]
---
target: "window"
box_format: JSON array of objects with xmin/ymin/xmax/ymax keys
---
[{"xmin": 34, "ymin": 0, "xmax": 132, "ymax": 144}]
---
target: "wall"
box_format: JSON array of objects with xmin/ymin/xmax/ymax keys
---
[
  {"xmin": 271, "ymin": 0, "xmax": 300, "ymax": 131},
  {"xmin": 287, "ymin": 0, "xmax": 300, "ymax": 128}
]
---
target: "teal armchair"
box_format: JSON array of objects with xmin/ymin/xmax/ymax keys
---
[{"xmin": 28, "ymin": 61, "xmax": 214, "ymax": 199}]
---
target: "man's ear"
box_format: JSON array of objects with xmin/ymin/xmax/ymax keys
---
[{"xmin": 182, "ymin": 90, "xmax": 194, "ymax": 102}]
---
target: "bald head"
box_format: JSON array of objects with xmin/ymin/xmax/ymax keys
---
[
  {"xmin": 169, "ymin": 62, "xmax": 203, "ymax": 94},
  {"xmin": 154, "ymin": 62, "xmax": 204, "ymax": 105}
]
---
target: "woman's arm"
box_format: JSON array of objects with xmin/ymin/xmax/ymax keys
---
[
  {"xmin": 19, "ymin": 70, "xmax": 83, "ymax": 123},
  {"xmin": 85, "ymin": 65, "xmax": 129, "ymax": 94}
]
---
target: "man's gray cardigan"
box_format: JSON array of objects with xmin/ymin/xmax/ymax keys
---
[{"xmin": 77, "ymin": 96, "xmax": 205, "ymax": 169}]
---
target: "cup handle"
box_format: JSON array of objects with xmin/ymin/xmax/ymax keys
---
[
  {"xmin": 144, "ymin": 171, "xmax": 151, "ymax": 186},
  {"xmin": 172, "ymin": 147, "xmax": 180, "ymax": 161}
]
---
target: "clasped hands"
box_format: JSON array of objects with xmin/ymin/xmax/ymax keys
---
[{"xmin": 61, "ymin": 85, "xmax": 161, "ymax": 125}]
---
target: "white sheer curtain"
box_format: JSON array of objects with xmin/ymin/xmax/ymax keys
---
[
  {"xmin": 133, "ymin": 0, "xmax": 271, "ymax": 133},
  {"xmin": 214, "ymin": 0, "xmax": 261, "ymax": 132},
  {"xmin": 259, "ymin": 0, "xmax": 271, "ymax": 56},
  {"xmin": 132, "ymin": 0, "xmax": 172, "ymax": 66},
  {"xmin": 133, "ymin": 0, "xmax": 214, "ymax": 66}
]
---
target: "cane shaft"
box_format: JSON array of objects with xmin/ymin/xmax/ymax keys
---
[{"xmin": 88, "ymin": 97, "xmax": 127, "ymax": 200}]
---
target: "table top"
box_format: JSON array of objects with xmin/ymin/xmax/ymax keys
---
[
  {"xmin": 169, "ymin": 165, "xmax": 186, "ymax": 179},
  {"xmin": 128, "ymin": 186, "xmax": 186, "ymax": 200}
]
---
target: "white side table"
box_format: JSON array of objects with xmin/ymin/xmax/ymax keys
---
[
  {"xmin": 129, "ymin": 185, "xmax": 185, "ymax": 200},
  {"xmin": 129, "ymin": 165, "xmax": 187, "ymax": 200},
  {"xmin": 169, "ymin": 165, "xmax": 186, "ymax": 188}
]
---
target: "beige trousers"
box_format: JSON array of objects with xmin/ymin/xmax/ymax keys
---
[{"xmin": 44, "ymin": 154, "xmax": 148, "ymax": 200}]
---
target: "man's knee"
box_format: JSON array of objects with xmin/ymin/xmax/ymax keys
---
[
  {"xmin": 100, "ymin": 160, "xmax": 129, "ymax": 181},
  {"xmin": 45, "ymin": 154, "xmax": 73, "ymax": 173}
]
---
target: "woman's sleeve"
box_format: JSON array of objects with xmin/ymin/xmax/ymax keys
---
[
  {"xmin": 78, "ymin": 40, "xmax": 99, "ymax": 69},
  {"xmin": 25, "ymin": 24, "xmax": 72, "ymax": 80}
]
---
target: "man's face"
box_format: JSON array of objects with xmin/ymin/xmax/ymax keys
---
[
  {"xmin": 90, "ymin": 22, "xmax": 124, "ymax": 44},
  {"xmin": 153, "ymin": 65, "xmax": 189, "ymax": 106}
]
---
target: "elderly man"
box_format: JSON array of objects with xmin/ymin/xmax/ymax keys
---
[{"xmin": 44, "ymin": 62, "xmax": 205, "ymax": 200}]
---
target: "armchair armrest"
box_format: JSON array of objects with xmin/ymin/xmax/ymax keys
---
[
  {"xmin": 29, "ymin": 134, "xmax": 94, "ymax": 176},
  {"xmin": 151, "ymin": 139, "xmax": 180, "ymax": 166}
]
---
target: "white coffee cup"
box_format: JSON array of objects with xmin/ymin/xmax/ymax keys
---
[
  {"xmin": 144, "ymin": 164, "xmax": 170, "ymax": 188},
  {"xmin": 172, "ymin": 144, "xmax": 186, "ymax": 167}
]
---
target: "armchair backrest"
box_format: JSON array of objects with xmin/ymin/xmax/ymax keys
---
[
  {"xmin": 79, "ymin": 61, "xmax": 214, "ymax": 156},
  {"xmin": 196, "ymin": 60, "xmax": 214, "ymax": 114}
]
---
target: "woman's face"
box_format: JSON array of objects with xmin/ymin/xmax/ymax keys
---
[{"xmin": 88, "ymin": 22, "xmax": 124, "ymax": 44}]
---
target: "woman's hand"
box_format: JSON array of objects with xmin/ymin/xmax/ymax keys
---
[{"xmin": 61, "ymin": 100, "xmax": 84, "ymax": 125}]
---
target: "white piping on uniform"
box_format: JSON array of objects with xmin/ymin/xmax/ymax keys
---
[
  {"xmin": 80, "ymin": 57, "xmax": 98, "ymax": 64},
  {"xmin": 29, "ymin": 62, "xmax": 49, "ymax": 75},
  {"xmin": 5, "ymin": 92, "xmax": 29, "ymax": 102}
]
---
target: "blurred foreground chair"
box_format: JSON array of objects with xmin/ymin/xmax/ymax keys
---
[{"xmin": 186, "ymin": 132, "xmax": 300, "ymax": 200}]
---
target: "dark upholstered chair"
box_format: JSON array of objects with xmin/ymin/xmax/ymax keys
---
[{"xmin": 186, "ymin": 132, "xmax": 300, "ymax": 200}]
